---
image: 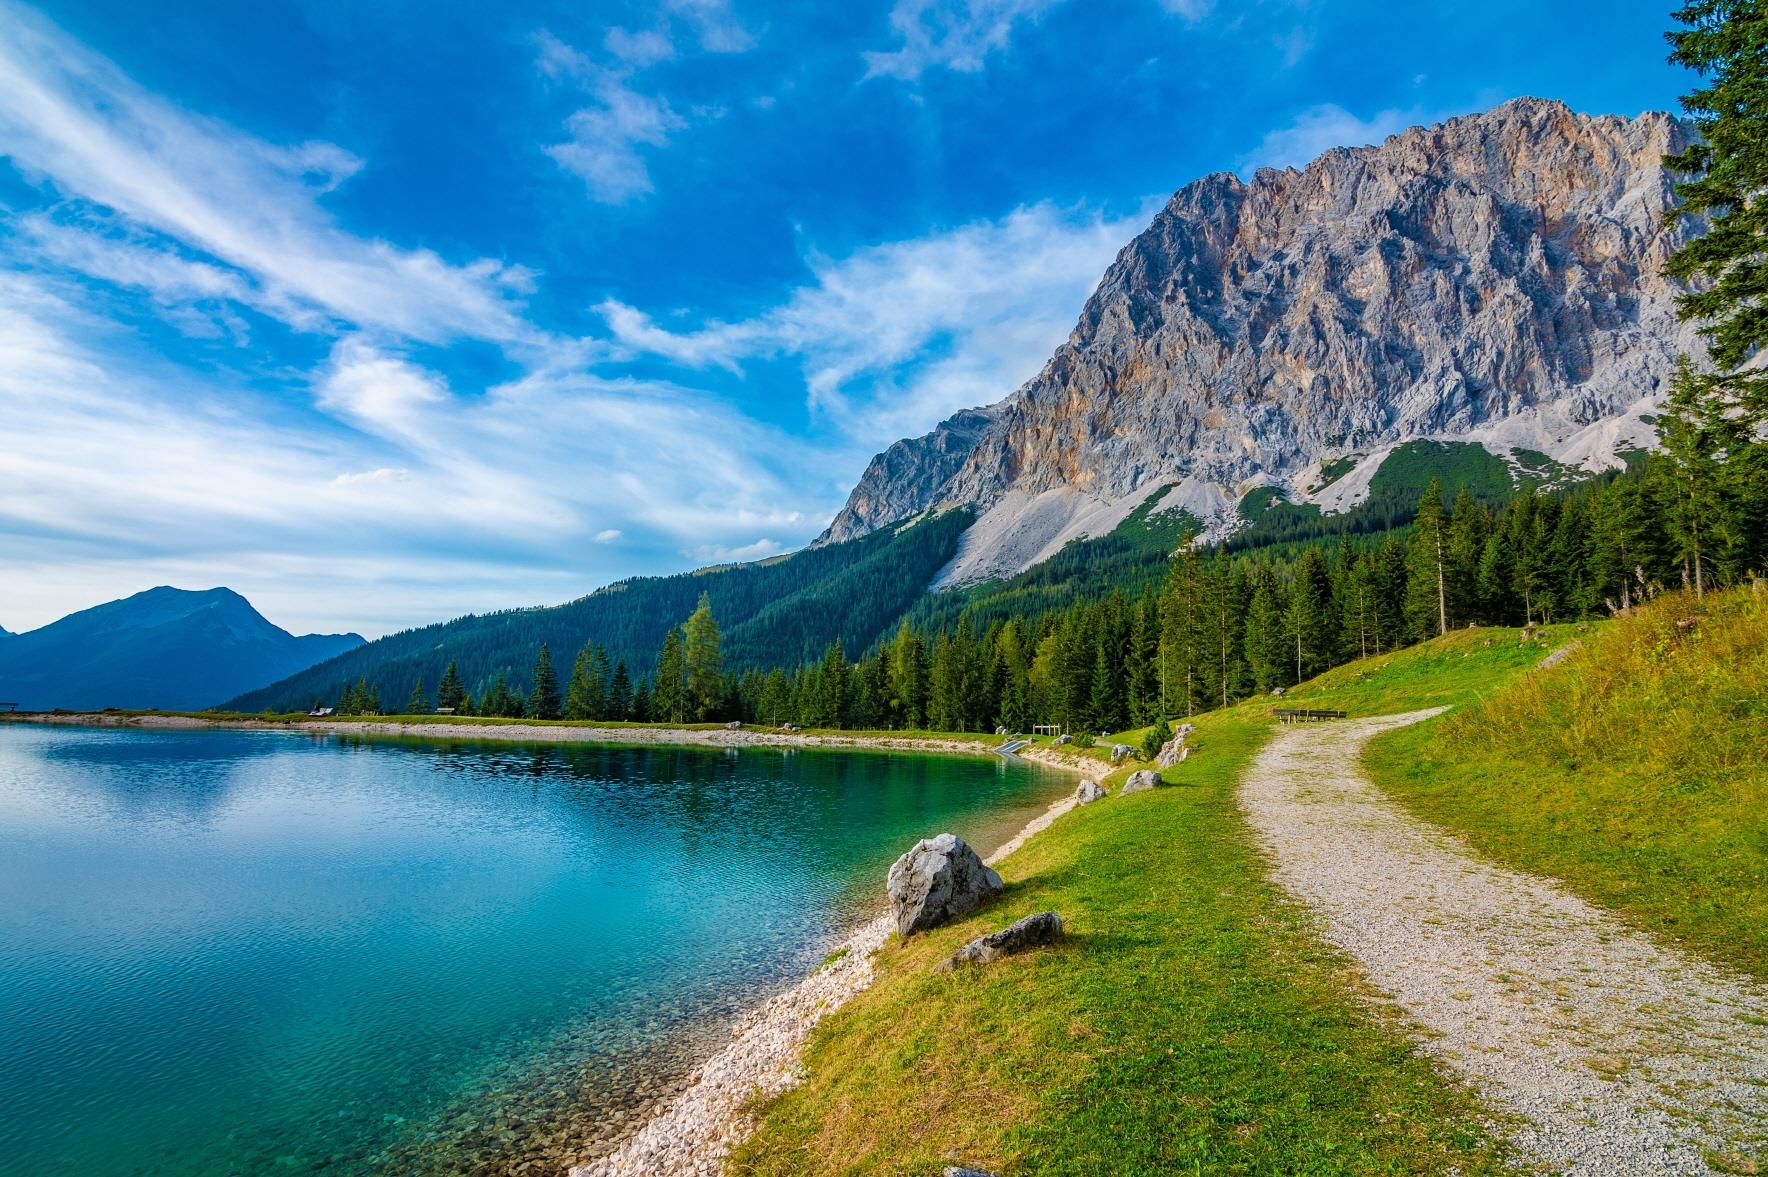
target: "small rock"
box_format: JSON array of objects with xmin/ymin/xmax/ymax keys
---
[
  {"xmin": 995, "ymin": 725, "xmax": 1008, "ymax": 736},
  {"xmin": 1537, "ymin": 640, "xmax": 1582, "ymax": 670},
  {"xmin": 887, "ymin": 833, "xmax": 1004, "ymax": 937},
  {"xmin": 1270, "ymin": 686, "xmax": 1286, "ymax": 697},
  {"xmin": 725, "ymin": 720, "xmax": 742, "ymax": 730},
  {"xmin": 1052, "ymin": 734, "xmax": 1071, "ymax": 746},
  {"xmin": 1109, "ymin": 742, "xmax": 1134, "ymax": 763},
  {"xmin": 1074, "ymin": 778, "xmax": 1106, "ymax": 804},
  {"xmin": 943, "ymin": 911, "xmax": 1062, "ymax": 969},
  {"xmin": 1120, "ymin": 769, "xmax": 1160, "ymax": 795},
  {"xmin": 944, "ymin": 1168, "xmax": 1000, "ymax": 1177}
]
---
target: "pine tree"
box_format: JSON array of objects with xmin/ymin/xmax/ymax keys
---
[
  {"xmin": 1243, "ymin": 567, "xmax": 1288, "ymax": 692},
  {"xmin": 437, "ymin": 661, "xmax": 466, "ymax": 712},
  {"xmin": 1405, "ymin": 478, "xmax": 1450, "ymax": 638},
  {"xmin": 1665, "ymin": 1, "xmax": 1768, "ymax": 427},
  {"xmin": 815, "ymin": 639, "xmax": 849, "ymax": 728},
  {"xmin": 1287, "ymin": 548, "xmax": 1334, "ymax": 682},
  {"xmin": 653, "ymin": 630, "xmax": 687, "ymax": 724},
  {"xmin": 565, "ymin": 642, "xmax": 606, "ymax": 720},
  {"xmin": 607, "ymin": 660, "xmax": 633, "ymax": 720},
  {"xmin": 528, "ymin": 644, "xmax": 561, "ymax": 720},
  {"xmin": 682, "ymin": 592, "xmax": 724, "ymax": 721},
  {"xmin": 405, "ymin": 678, "xmax": 429, "ymax": 714}
]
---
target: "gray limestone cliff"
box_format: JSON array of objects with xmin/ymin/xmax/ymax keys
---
[{"xmin": 822, "ymin": 98, "xmax": 1700, "ymax": 582}]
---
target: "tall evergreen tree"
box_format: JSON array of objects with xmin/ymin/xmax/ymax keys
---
[
  {"xmin": 528, "ymin": 645, "xmax": 561, "ymax": 720},
  {"xmin": 1405, "ymin": 478, "xmax": 1451, "ymax": 638},
  {"xmin": 437, "ymin": 660, "xmax": 466, "ymax": 712},
  {"xmin": 1287, "ymin": 548, "xmax": 1335, "ymax": 682},
  {"xmin": 607, "ymin": 660, "xmax": 633, "ymax": 720},
  {"xmin": 653, "ymin": 630, "xmax": 688, "ymax": 724},
  {"xmin": 404, "ymin": 678, "xmax": 430, "ymax": 714},
  {"xmin": 564, "ymin": 642, "xmax": 604, "ymax": 720},
  {"xmin": 682, "ymin": 592, "xmax": 724, "ymax": 721}
]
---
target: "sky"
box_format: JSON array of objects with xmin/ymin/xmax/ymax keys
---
[{"xmin": 0, "ymin": 0, "xmax": 1691, "ymax": 638}]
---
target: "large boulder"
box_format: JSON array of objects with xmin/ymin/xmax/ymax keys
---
[
  {"xmin": 887, "ymin": 833, "xmax": 1004, "ymax": 937},
  {"xmin": 1074, "ymin": 778, "xmax": 1106, "ymax": 804},
  {"xmin": 943, "ymin": 911, "xmax": 1063, "ymax": 970},
  {"xmin": 1120, "ymin": 769, "xmax": 1161, "ymax": 795},
  {"xmin": 1052, "ymin": 733, "xmax": 1071, "ymax": 746},
  {"xmin": 1109, "ymin": 742, "xmax": 1135, "ymax": 763}
]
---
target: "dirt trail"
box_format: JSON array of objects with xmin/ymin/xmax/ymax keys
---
[{"xmin": 1240, "ymin": 710, "xmax": 1768, "ymax": 1176}]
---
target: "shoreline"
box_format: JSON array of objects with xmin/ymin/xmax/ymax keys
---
[
  {"xmin": 2, "ymin": 711, "xmax": 1104, "ymax": 777},
  {"xmin": 9, "ymin": 709, "xmax": 1097, "ymax": 1175},
  {"xmin": 568, "ymin": 785, "xmax": 1084, "ymax": 1177}
]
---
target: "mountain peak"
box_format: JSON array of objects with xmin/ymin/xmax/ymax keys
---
[
  {"xmin": 821, "ymin": 98, "xmax": 1695, "ymax": 584},
  {"xmin": 0, "ymin": 587, "xmax": 364, "ymax": 710}
]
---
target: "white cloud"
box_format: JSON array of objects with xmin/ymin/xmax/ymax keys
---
[
  {"xmin": 864, "ymin": 0, "xmax": 1063, "ymax": 81},
  {"xmin": 593, "ymin": 528, "xmax": 623, "ymax": 542},
  {"xmin": 0, "ymin": 2, "xmax": 538, "ymax": 348},
  {"xmin": 1278, "ymin": 26, "xmax": 1313, "ymax": 68},
  {"xmin": 1156, "ymin": 0, "xmax": 1211, "ymax": 19},
  {"xmin": 0, "ymin": 269, "xmax": 842, "ymax": 635},
  {"xmin": 1241, "ymin": 103, "xmax": 1426, "ymax": 173},
  {"xmin": 665, "ymin": 0, "xmax": 754, "ymax": 53},
  {"xmin": 605, "ymin": 26, "xmax": 676, "ymax": 68},
  {"xmin": 694, "ymin": 537, "xmax": 784, "ymax": 563},
  {"xmin": 601, "ymin": 201, "xmax": 1151, "ymax": 443},
  {"xmin": 547, "ymin": 74, "xmax": 686, "ymax": 203}
]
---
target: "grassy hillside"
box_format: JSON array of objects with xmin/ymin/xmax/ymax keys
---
[
  {"xmin": 731, "ymin": 710, "xmax": 1508, "ymax": 1176},
  {"xmin": 1365, "ymin": 586, "xmax": 1768, "ymax": 978}
]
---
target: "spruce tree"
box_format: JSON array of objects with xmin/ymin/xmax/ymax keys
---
[
  {"xmin": 437, "ymin": 661, "xmax": 466, "ymax": 712},
  {"xmin": 682, "ymin": 592, "xmax": 724, "ymax": 721},
  {"xmin": 405, "ymin": 678, "xmax": 429, "ymax": 714},
  {"xmin": 1405, "ymin": 478, "xmax": 1451, "ymax": 638},
  {"xmin": 653, "ymin": 630, "xmax": 687, "ymax": 724},
  {"xmin": 528, "ymin": 645, "xmax": 561, "ymax": 720},
  {"xmin": 607, "ymin": 660, "xmax": 633, "ymax": 720},
  {"xmin": 565, "ymin": 642, "xmax": 605, "ymax": 720},
  {"xmin": 1287, "ymin": 548, "xmax": 1334, "ymax": 682}
]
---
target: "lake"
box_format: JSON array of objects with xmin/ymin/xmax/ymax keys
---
[{"xmin": 0, "ymin": 723, "xmax": 1069, "ymax": 1176}]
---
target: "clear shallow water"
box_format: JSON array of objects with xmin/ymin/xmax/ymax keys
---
[{"xmin": 0, "ymin": 724, "xmax": 1068, "ymax": 1176}]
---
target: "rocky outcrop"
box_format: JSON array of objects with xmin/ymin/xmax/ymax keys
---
[
  {"xmin": 1121, "ymin": 770, "xmax": 1161, "ymax": 795},
  {"xmin": 1074, "ymin": 778, "xmax": 1107, "ymax": 804},
  {"xmin": 823, "ymin": 99, "xmax": 1701, "ymax": 583},
  {"xmin": 942, "ymin": 911, "xmax": 1063, "ymax": 969},
  {"xmin": 887, "ymin": 833, "xmax": 1004, "ymax": 936},
  {"xmin": 817, "ymin": 408, "xmax": 997, "ymax": 545}
]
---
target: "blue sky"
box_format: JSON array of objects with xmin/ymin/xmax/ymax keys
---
[{"xmin": 0, "ymin": 0, "xmax": 1689, "ymax": 637}]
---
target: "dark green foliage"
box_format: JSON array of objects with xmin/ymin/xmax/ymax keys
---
[
  {"xmin": 527, "ymin": 645, "xmax": 560, "ymax": 721},
  {"xmin": 404, "ymin": 678, "xmax": 429, "ymax": 715}
]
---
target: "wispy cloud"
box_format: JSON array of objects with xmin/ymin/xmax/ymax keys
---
[
  {"xmin": 665, "ymin": 0, "xmax": 755, "ymax": 54},
  {"xmin": 546, "ymin": 74, "xmax": 687, "ymax": 204},
  {"xmin": 601, "ymin": 201, "xmax": 1150, "ymax": 442},
  {"xmin": 0, "ymin": 2, "xmax": 538, "ymax": 348},
  {"xmin": 1241, "ymin": 103, "xmax": 1428, "ymax": 173},
  {"xmin": 863, "ymin": 0, "xmax": 1063, "ymax": 81}
]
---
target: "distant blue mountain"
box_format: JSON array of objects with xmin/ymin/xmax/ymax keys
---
[{"xmin": 0, "ymin": 587, "xmax": 365, "ymax": 711}]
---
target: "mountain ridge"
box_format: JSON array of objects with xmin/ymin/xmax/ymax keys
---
[
  {"xmin": 0, "ymin": 586, "xmax": 364, "ymax": 711},
  {"xmin": 822, "ymin": 97, "xmax": 1700, "ymax": 584}
]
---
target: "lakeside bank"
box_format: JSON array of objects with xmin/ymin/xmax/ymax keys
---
[{"xmin": 2, "ymin": 710, "xmax": 1106, "ymax": 779}]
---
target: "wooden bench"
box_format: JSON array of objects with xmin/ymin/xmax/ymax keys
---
[
  {"xmin": 1272, "ymin": 708, "xmax": 1347, "ymax": 723},
  {"xmin": 0, "ymin": 702, "xmax": 16, "ymax": 712}
]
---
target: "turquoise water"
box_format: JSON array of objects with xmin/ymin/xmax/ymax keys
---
[{"xmin": 0, "ymin": 724, "xmax": 1067, "ymax": 1176}]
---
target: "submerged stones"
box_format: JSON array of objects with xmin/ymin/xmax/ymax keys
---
[
  {"xmin": 886, "ymin": 833, "xmax": 1004, "ymax": 937},
  {"xmin": 1120, "ymin": 769, "xmax": 1161, "ymax": 795},
  {"xmin": 942, "ymin": 911, "xmax": 1063, "ymax": 970},
  {"xmin": 1074, "ymin": 778, "xmax": 1107, "ymax": 804}
]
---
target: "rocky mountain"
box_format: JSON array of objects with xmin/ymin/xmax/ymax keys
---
[
  {"xmin": 822, "ymin": 98, "xmax": 1700, "ymax": 584},
  {"xmin": 0, "ymin": 586, "xmax": 364, "ymax": 711}
]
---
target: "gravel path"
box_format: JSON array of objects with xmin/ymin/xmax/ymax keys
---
[{"xmin": 1241, "ymin": 710, "xmax": 1768, "ymax": 1175}]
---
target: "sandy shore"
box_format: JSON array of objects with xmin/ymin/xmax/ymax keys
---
[
  {"xmin": 569, "ymin": 786, "xmax": 1084, "ymax": 1177},
  {"xmin": 4, "ymin": 711, "xmax": 1102, "ymax": 778}
]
